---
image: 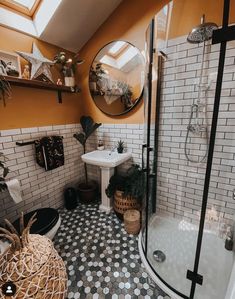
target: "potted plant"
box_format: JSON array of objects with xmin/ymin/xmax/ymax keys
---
[
  {"xmin": 118, "ymin": 81, "xmax": 133, "ymax": 109},
  {"xmin": 89, "ymin": 63, "xmax": 106, "ymax": 94},
  {"xmin": 54, "ymin": 52, "xmax": 83, "ymax": 87},
  {"xmin": 0, "ymin": 152, "xmax": 9, "ymax": 192},
  {"xmin": 0, "ymin": 76, "xmax": 11, "ymax": 107},
  {"xmin": 117, "ymin": 140, "xmax": 125, "ymax": 153},
  {"xmin": 73, "ymin": 116, "xmax": 101, "ymax": 202},
  {"xmin": 106, "ymin": 164, "xmax": 145, "ymax": 220}
]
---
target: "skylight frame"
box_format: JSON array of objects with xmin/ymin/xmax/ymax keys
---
[
  {"xmin": 108, "ymin": 42, "xmax": 129, "ymax": 58},
  {"xmin": 0, "ymin": 0, "xmax": 41, "ymax": 17}
]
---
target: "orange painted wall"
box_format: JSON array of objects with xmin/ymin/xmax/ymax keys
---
[
  {"xmin": 1, "ymin": 0, "xmax": 234, "ymax": 129},
  {"xmin": 169, "ymin": 0, "xmax": 235, "ymax": 39},
  {"xmin": 78, "ymin": 0, "xmax": 234, "ymax": 124},
  {"xmin": 78, "ymin": 0, "xmax": 169, "ymax": 124},
  {"xmin": 0, "ymin": 26, "xmax": 82, "ymax": 130}
]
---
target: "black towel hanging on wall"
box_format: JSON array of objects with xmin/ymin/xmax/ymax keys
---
[{"xmin": 35, "ymin": 136, "xmax": 64, "ymax": 171}]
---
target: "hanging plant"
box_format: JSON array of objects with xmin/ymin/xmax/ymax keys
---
[{"xmin": 0, "ymin": 76, "xmax": 11, "ymax": 107}]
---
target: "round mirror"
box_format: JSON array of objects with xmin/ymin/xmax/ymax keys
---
[{"xmin": 89, "ymin": 41, "xmax": 145, "ymax": 116}]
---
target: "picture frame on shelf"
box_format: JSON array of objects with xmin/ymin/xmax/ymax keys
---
[{"xmin": 0, "ymin": 51, "xmax": 21, "ymax": 78}]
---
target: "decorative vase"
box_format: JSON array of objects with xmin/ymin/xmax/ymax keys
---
[
  {"xmin": 0, "ymin": 214, "xmax": 67, "ymax": 299},
  {"xmin": 64, "ymin": 76, "xmax": 75, "ymax": 87}
]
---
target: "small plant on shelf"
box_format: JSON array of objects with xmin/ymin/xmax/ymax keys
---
[
  {"xmin": 0, "ymin": 76, "xmax": 11, "ymax": 107},
  {"xmin": 73, "ymin": 116, "xmax": 101, "ymax": 202},
  {"xmin": 117, "ymin": 140, "xmax": 125, "ymax": 153},
  {"xmin": 0, "ymin": 152, "xmax": 9, "ymax": 192},
  {"xmin": 54, "ymin": 52, "xmax": 83, "ymax": 87},
  {"xmin": 54, "ymin": 52, "xmax": 83, "ymax": 77}
]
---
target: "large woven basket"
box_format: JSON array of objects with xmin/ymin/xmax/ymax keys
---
[
  {"xmin": 0, "ymin": 214, "xmax": 67, "ymax": 299},
  {"xmin": 114, "ymin": 190, "xmax": 140, "ymax": 220},
  {"xmin": 124, "ymin": 209, "xmax": 141, "ymax": 235}
]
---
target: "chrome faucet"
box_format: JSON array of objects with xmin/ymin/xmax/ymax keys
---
[{"xmin": 109, "ymin": 146, "xmax": 116, "ymax": 155}]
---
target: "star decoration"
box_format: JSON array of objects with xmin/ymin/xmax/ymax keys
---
[{"xmin": 16, "ymin": 43, "xmax": 54, "ymax": 83}]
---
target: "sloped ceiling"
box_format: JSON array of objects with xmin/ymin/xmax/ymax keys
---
[{"xmin": 39, "ymin": 0, "xmax": 123, "ymax": 53}]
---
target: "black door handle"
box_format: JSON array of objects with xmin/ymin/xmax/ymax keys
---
[{"xmin": 142, "ymin": 144, "xmax": 147, "ymax": 170}]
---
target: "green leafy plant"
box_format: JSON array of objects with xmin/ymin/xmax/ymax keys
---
[
  {"xmin": 117, "ymin": 140, "xmax": 124, "ymax": 153},
  {"xmin": 54, "ymin": 52, "xmax": 83, "ymax": 77},
  {"xmin": 118, "ymin": 82, "xmax": 133, "ymax": 109},
  {"xmin": 0, "ymin": 76, "xmax": 11, "ymax": 107},
  {"xmin": 0, "ymin": 152, "xmax": 9, "ymax": 192},
  {"xmin": 73, "ymin": 116, "xmax": 101, "ymax": 184},
  {"xmin": 106, "ymin": 164, "xmax": 145, "ymax": 202},
  {"xmin": 89, "ymin": 63, "xmax": 106, "ymax": 82}
]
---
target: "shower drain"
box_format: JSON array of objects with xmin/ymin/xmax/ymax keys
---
[{"xmin": 153, "ymin": 250, "xmax": 166, "ymax": 263}]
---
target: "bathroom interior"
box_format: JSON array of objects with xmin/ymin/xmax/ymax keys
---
[{"xmin": 0, "ymin": 0, "xmax": 235, "ymax": 298}]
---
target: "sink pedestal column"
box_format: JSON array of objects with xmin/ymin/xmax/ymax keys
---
[{"xmin": 99, "ymin": 167, "xmax": 114, "ymax": 213}]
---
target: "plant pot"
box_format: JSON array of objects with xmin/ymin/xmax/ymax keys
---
[
  {"xmin": 77, "ymin": 181, "xmax": 98, "ymax": 203},
  {"xmin": 64, "ymin": 76, "xmax": 75, "ymax": 87},
  {"xmin": 114, "ymin": 190, "xmax": 140, "ymax": 221},
  {"xmin": 117, "ymin": 148, "xmax": 124, "ymax": 153}
]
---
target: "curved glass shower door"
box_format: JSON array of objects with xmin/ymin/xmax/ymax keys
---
[
  {"xmin": 140, "ymin": 0, "xmax": 234, "ymax": 298},
  {"xmin": 194, "ymin": 14, "xmax": 235, "ymax": 299}
]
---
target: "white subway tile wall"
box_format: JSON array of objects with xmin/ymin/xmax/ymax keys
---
[
  {"xmin": 0, "ymin": 123, "xmax": 144, "ymax": 222},
  {"xmin": 0, "ymin": 124, "xmax": 84, "ymax": 222},
  {"xmin": 157, "ymin": 36, "xmax": 235, "ymax": 227}
]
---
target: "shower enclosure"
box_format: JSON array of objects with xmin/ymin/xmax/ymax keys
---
[{"xmin": 139, "ymin": 0, "xmax": 235, "ymax": 298}]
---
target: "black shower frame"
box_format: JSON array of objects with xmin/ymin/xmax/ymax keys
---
[{"xmin": 142, "ymin": 0, "xmax": 235, "ymax": 298}]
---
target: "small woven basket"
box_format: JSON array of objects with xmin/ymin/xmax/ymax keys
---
[
  {"xmin": 0, "ymin": 213, "xmax": 67, "ymax": 299},
  {"xmin": 114, "ymin": 190, "xmax": 140, "ymax": 219},
  {"xmin": 124, "ymin": 209, "xmax": 141, "ymax": 235}
]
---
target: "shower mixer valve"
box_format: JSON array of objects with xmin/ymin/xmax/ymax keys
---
[{"xmin": 187, "ymin": 124, "xmax": 207, "ymax": 135}]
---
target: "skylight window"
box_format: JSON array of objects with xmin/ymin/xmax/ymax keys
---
[
  {"xmin": 0, "ymin": 0, "xmax": 61, "ymax": 37},
  {"xmin": 108, "ymin": 41, "xmax": 126, "ymax": 55},
  {"xmin": 12, "ymin": 0, "xmax": 35, "ymax": 9},
  {"xmin": 0, "ymin": 0, "xmax": 41, "ymax": 16},
  {"xmin": 100, "ymin": 46, "xmax": 140, "ymax": 71}
]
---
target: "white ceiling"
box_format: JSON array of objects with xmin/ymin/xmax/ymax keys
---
[{"xmin": 39, "ymin": 0, "xmax": 123, "ymax": 53}]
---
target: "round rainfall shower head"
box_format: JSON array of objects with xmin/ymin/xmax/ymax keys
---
[
  {"xmin": 187, "ymin": 15, "xmax": 218, "ymax": 44},
  {"xmin": 187, "ymin": 23, "xmax": 218, "ymax": 43}
]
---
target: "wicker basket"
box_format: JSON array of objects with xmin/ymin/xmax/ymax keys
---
[
  {"xmin": 114, "ymin": 190, "xmax": 140, "ymax": 220},
  {"xmin": 124, "ymin": 209, "xmax": 141, "ymax": 235},
  {"xmin": 0, "ymin": 213, "xmax": 67, "ymax": 299}
]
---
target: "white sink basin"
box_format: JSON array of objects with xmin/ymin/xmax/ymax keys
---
[
  {"xmin": 81, "ymin": 150, "xmax": 132, "ymax": 168},
  {"xmin": 81, "ymin": 150, "xmax": 132, "ymax": 213}
]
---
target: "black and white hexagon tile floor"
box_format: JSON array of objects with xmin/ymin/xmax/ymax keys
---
[{"xmin": 53, "ymin": 203, "xmax": 171, "ymax": 299}]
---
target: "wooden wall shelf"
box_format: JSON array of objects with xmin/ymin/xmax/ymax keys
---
[{"xmin": 5, "ymin": 76, "xmax": 80, "ymax": 103}]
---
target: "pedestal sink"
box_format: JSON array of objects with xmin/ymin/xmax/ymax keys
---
[{"xmin": 81, "ymin": 150, "xmax": 132, "ymax": 212}]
